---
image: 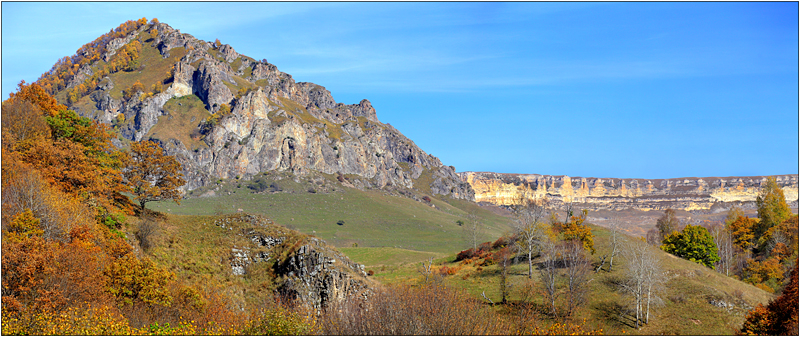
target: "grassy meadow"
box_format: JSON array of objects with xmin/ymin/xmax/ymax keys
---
[{"xmin": 149, "ymin": 172, "xmax": 514, "ymax": 256}]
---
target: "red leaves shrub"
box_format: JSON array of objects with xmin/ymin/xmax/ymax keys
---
[
  {"xmin": 438, "ymin": 265, "xmax": 458, "ymax": 276},
  {"xmin": 491, "ymin": 246, "xmax": 513, "ymax": 264},
  {"xmin": 455, "ymin": 248, "xmax": 476, "ymax": 262},
  {"xmin": 741, "ymin": 260, "xmax": 799, "ymax": 335},
  {"xmin": 455, "ymin": 246, "xmax": 494, "ymax": 263}
]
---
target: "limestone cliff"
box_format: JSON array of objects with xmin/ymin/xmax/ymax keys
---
[
  {"xmin": 459, "ymin": 172, "xmax": 799, "ymax": 212},
  {"xmin": 61, "ymin": 21, "xmax": 472, "ymax": 200}
]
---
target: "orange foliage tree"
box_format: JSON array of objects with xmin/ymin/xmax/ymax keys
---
[
  {"xmin": 35, "ymin": 19, "xmax": 148, "ymax": 96},
  {"xmin": 560, "ymin": 209, "xmax": 595, "ymax": 255},
  {"xmin": 122, "ymin": 140, "xmax": 186, "ymax": 211},
  {"xmin": 729, "ymin": 216, "xmax": 757, "ymax": 251},
  {"xmin": 740, "ymin": 261, "xmax": 799, "ymax": 335}
]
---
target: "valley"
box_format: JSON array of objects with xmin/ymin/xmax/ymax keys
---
[{"xmin": 2, "ymin": 16, "xmax": 797, "ymax": 336}]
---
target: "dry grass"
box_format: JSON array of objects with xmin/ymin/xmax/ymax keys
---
[
  {"xmin": 144, "ymin": 95, "xmax": 210, "ymax": 150},
  {"xmin": 106, "ymin": 35, "xmax": 186, "ymax": 100}
]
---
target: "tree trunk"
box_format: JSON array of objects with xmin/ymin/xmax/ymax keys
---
[
  {"xmin": 646, "ymin": 287, "xmax": 651, "ymax": 324},
  {"xmin": 609, "ymin": 253, "xmax": 614, "ymax": 271},
  {"xmin": 528, "ymin": 247, "xmax": 533, "ymax": 279},
  {"xmin": 500, "ymin": 257, "xmax": 508, "ymax": 304}
]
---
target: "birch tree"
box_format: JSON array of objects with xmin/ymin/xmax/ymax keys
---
[
  {"xmin": 621, "ymin": 239, "xmax": 667, "ymax": 328},
  {"xmin": 608, "ymin": 217, "xmax": 622, "ymax": 271},
  {"xmin": 642, "ymin": 244, "xmax": 666, "ymax": 325},
  {"xmin": 513, "ymin": 196, "xmax": 550, "ymax": 278},
  {"xmin": 709, "ymin": 223, "xmax": 734, "ymax": 276},
  {"xmin": 539, "ymin": 237, "xmax": 560, "ymax": 318},
  {"xmin": 461, "ymin": 213, "xmax": 483, "ymax": 250},
  {"xmin": 563, "ymin": 240, "xmax": 592, "ymax": 317}
]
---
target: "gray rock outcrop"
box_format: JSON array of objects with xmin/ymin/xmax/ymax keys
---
[{"xmin": 63, "ymin": 21, "xmax": 472, "ymax": 200}]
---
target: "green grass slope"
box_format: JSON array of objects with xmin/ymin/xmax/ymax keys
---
[{"xmin": 149, "ymin": 171, "xmax": 514, "ymax": 257}]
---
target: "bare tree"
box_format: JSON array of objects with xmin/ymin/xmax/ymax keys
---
[
  {"xmin": 597, "ymin": 217, "xmax": 623, "ymax": 272},
  {"xmin": 642, "ymin": 245, "xmax": 666, "ymax": 325},
  {"xmin": 708, "ymin": 222, "xmax": 734, "ymax": 276},
  {"xmin": 645, "ymin": 228, "xmax": 661, "ymax": 246},
  {"xmin": 656, "ymin": 208, "xmax": 679, "ymax": 241},
  {"xmin": 563, "ymin": 240, "xmax": 592, "ymax": 317},
  {"xmin": 513, "ymin": 196, "xmax": 551, "ymax": 278},
  {"xmin": 418, "ymin": 257, "xmax": 434, "ymax": 283},
  {"xmin": 620, "ymin": 239, "xmax": 646, "ymax": 329},
  {"xmin": 608, "ymin": 217, "xmax": 622, "ymax": 271},
  {"xmin": 499, "ymin": 249, "xmax": 511, "ymax": 304},
  {"xmin": 461, "ymin": 213, "xmax": 483, "ymax": 250},
  {"xmin": 621, "ymin": 239, "xmax": 667, "ymax": 328},
  {"xmin": 539, "ymin": 237, "xmax": 561, "ymax": 318}
]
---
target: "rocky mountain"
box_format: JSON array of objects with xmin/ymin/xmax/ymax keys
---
[
  {"xmin": 460, "ymin": 172, "xmax": 799, "ymax": 212},
  {"xmin": 58, "ymin": 21, "xmax": 472, "ymax": 200}
]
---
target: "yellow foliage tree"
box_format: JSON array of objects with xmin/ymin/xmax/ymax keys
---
[
  {"xmin": 560, "ymin": 210, "xmax": 595, "ymax": 254},
  {"xmin": 121, "ymin": 140, "xmax": 186, "ymax": 211}
]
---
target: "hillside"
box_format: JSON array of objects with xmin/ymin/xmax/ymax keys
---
[
  {"xmin": 44, "ymin": 19, "xmax": 472, "ymax": 200},
  {"xmin": 5, "ymin": 17, "xmax": 795, "ymax": 335},
  {"xmin": 148, "ymin": 169, "xmax": 513, "ymax": 254},
  {"xmin": 357, "ymin": 223, "xmax": 775, "ymax": 335},
  {"xmin": 124, "ymin": 212, "xmax": 375, "ymax": 312}
]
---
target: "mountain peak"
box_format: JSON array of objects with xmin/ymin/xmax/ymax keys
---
[{"xmin": 40, "ymin": 19, "xmax": 472, "ymax": 199}]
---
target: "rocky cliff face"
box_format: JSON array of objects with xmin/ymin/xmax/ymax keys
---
[
  {"xmin": 460, "ymin": 172, "xmax": 799, "ymax": 212},
  {"xmin": 209, "ymin": 213, "xmax": 373, "ymax": 311},
  {"xmin": 64, "ymin": 21, "xmax": 472, "ymax": 200}
]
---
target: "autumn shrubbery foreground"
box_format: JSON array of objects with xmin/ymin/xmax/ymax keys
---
[{"xmin": 320, "ymin": 282, "xmax": 602, "ymax": 335}]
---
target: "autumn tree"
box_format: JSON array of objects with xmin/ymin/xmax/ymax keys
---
[
  {"xmin": 559, "ymin": 209, "xmax": 595, "ymax": 254},
  {"xmin": 740, "ymin": 261, "xmax": 799, "ymax": 335},
  {"xmin": 661, "ymin": 224, "xmax": 720, "ymax": 268},
  {"xmin": 656, "ymin": 208, "xmax": 679, "ymax": 241},
  {"xmin": 151, "ymin": 82, "xmax": 163, "ymax": 94},
  {"xmin": 743, "ymin": 256, "xmax": 784, "ymax": 292},
  {"xmin": 512, "ymin": 196, "xmax": 551, "ymax": 278},
  {"xmin": 122, "ymin": 141, "xmax": 186, "ymax": 211},
  {"xmin": 7, "ymin": 80, "xmax": 66, "ymax": 116},
  {"xmin": 104, "ymin": 254, "xmax": 176, "ymax": 307},
  {"xmin": 123, "ymin": 81, "xmax": 145, "ymax": 100},
  {"xmin": 756, "ymin": 177, "xmax": 791, "ymax": 242},
  {"xmin": 1, "ymin": 99, "xmax": 50, "ymax": 147},
  {"xmin": 729, "ymin": 216, "xmax": 758, "ymax": 251},
  {"xmin": 766, "ymin": 215, "xmax": 798, "ymax": 262},
  {"xmin": 3, "ymin": 81, "xmax": 130, "ymax": 219}
]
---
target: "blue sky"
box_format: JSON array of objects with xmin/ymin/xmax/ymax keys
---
[{"xmin": 2, "ymin": 2, "xmax": 798, "ymax": 179}]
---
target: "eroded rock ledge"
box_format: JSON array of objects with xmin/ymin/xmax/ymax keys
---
[{"xmin": 459, "ymin": 172, "xmax": 799, "ymax": 212}]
